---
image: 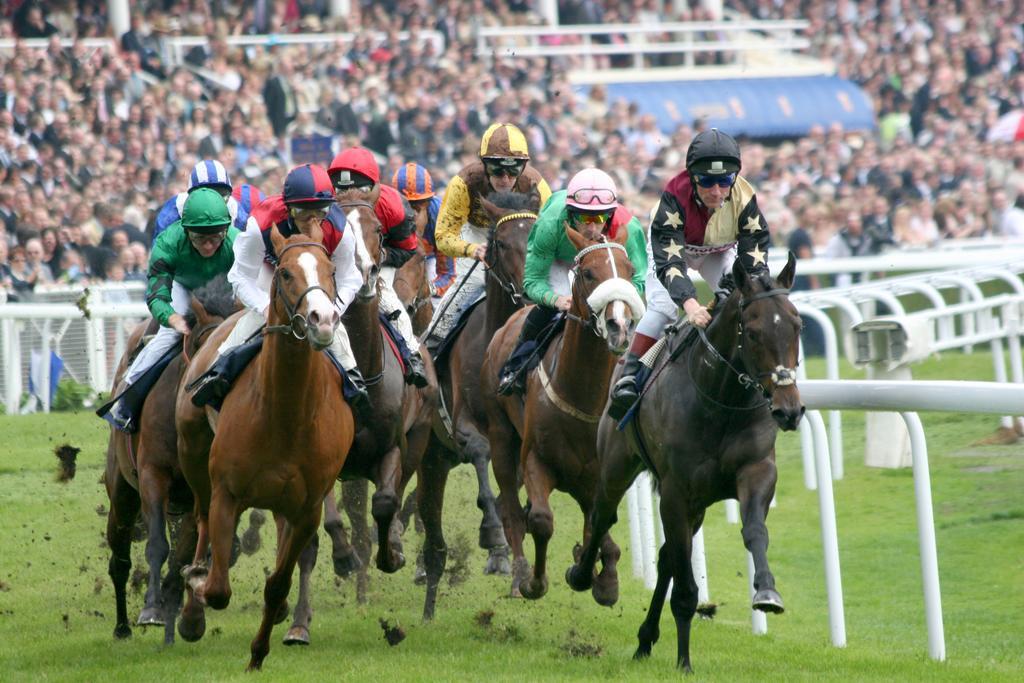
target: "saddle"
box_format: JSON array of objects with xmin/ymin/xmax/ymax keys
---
[
  {"xmin": 429, "ymin": 295, "xmax": 486, "ymax": 370},
  {"xmin": 95, "ymin": 342, "xmax": 181, "ymax": 422}
]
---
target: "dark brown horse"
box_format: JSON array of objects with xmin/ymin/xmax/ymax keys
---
[
  {"xmin": 392, "ymin": 247, "xmax": 433, "ymax": 335},
  {"xmin": 565, "ymin": 254, "xmax": 804, "ymax": 673},
  {"xmin": 283, "ymin": 195, "xmax": 438, "ymax": 643},
  {"xmin": 482, "ymin": 227, "xmax": 644, "ymax": 602},
  {"xmin": 416, "ymin": 191, "xmax": 540, "ymax": 617},
  {"xmin": 176, "ymin": 227, "xmax": 356, "ymax": 671},
  {"xmin": 103, "ymin": 277, "xmax": 235, "ymax": 645}
]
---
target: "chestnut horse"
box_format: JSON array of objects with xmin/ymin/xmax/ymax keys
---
[
  {"xmin": 284, "ymin": 196, "xmax": 438, "ymax": 643},
  {"xmin": 565, "ymin": 255, "xmax": 804, "ymax": 673},
  {"xmin": 482, "ymin": 228, "xmax": 644, "ymax": 603},
  {"xmin": 416, "ymin": 192, "xmax": 539, "ymax": 618},
  {"xmin": 176, "ymin": 227, "xmax": 356, "ymax": 671},
  {"xmin": 391, "ymin": 247, "xmax": 433, "ymax": 335},
  {"xmin": 103, "ymin": 277, "xmax": 235, "ymax": 645}
]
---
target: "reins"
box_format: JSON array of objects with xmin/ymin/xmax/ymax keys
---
[{"xmin": 264, "ymin": 241, "xmax": 336, "ymax": 340}]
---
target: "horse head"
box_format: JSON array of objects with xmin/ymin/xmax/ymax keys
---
[
  {"xmin": 184, "ymin": 273, "xmax": 238, "ymax": 359},
  {"xmin": 480, "ymin": 191, "xmax": 540, "ymax": 306},
  {"xmin": 566, "ymin": 227, "xmax": 644, "ymax": 355},
  {"xmin": 731, "ymin": 251, "xmax": 804, "ymax": 431},
  {"xmin": 267, "ymin": 223, "xmax": 340, "ymax": 351},
  {"xmin": 336, "ymin": 191, "xmax": 384, "ymax": 301}
]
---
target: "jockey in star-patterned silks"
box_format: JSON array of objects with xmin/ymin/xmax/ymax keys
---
[{"xmin": 608, "ymin": 128, "xmax": 773, "ymax": 420}]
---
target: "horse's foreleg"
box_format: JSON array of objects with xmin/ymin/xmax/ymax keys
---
[
  {"xmin": 323, "ymin": 485, "xmax": 361, "ymax": 577},
  {"xmin": 487, "ymin": 410, "xmax": 527, "ymax": 595},
  {"xmin": 634, "ymin": 542, "xmax": 672, "ymax": 659},
  {"xmin": 519, "ymin": 449, "xmax": 556, "ymax": 601},
  {"xmin": 248, "ymin": 513, "xmax": 320, "ymax": 672},
  {"xmin": 138, "ymin": 467, "xmax": 171, "ymax": 627},
  {"xmin": 162, "ymin": 508, "xmax": 197, "ymax": 645},
  {"xmin": 106, "ymin": 464, "xmax": 141, "ymax": 640},
  {"xmin": 593, "ymin": 528, "xmax": 622, "ymax": 608},
  {"xmin": 371, "ymin": 445, "xmax": 405, "ymax": 573},
  {"xmin": 342, "ymin": 479, "xmax": 371, "ymax": 603},
  {"xmin": 284, "ymin": 529, "xmax": 319, "ymax": 646},
  {"xmin": 659, "ymin": 492, "xmax": 699, "ymax": 673},
  {"xmin": 565, "ymin": 430, "xmax": 639, "ymax": 594},
  {"xmin": 417, "ymin": 441, "xmax": 450, "ymax": 621},
  {"xmin": 202, "ymin": 485, "xmax": 240, "ymax": 611},
  {"xmin": 737, "ymin": 458, "xmax": 784, "ymax": 613}
]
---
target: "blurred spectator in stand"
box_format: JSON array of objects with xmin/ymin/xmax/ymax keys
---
[
  {"xmin": 23, "ymin": 236, "xmax": 53, "ymax": 284},
  {"xmin": 992, "ymin": 190, "xmax": 1024, "ymax": 237}
]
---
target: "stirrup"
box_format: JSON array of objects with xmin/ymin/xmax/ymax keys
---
[
  {"xmin": 497, "ymin": 371, "xmax": 521, "ymax": 396},
  {"xmin": 190, "ymin": 372, "xmax": 230, "ymax": 408},
  {"xmin": 404, "ymin": 352, "xmax": 429, "ymax": 388}
]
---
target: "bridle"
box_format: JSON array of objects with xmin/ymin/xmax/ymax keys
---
[
  {"xmin": 336, "ymin": 198, "xmax": 386, "ymax": 275},
  {"xmin": 687, "ymin": 286, "xmax": 797, "ymax": 410},
  {"xmin": 565, "ymin": 239, "xmax": 628, "ymax": 336},
  {"xmin": 264, "ymin": 241, "xmax": 336, "ymax": 340},
  {"xmin": 485, "ymin": 211, "xmax": 535, "ymax": 306}
]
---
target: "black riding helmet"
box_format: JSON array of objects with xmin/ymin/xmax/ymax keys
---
[{"xmin": 686, "ymin": 128, "xmax": 742, "ymax": 176}]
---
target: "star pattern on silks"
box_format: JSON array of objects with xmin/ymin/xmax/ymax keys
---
[
  {"xmin": 748, "ymin": 244, "xmax": 767, "ymax": 266},
  {"xmin": 666, "ymin": 266, "xmax": 685, "ymax": 281},
  {"xmin": 663, "ymin": 209, "xmax": 683, "ymax": 228},
  {"xmin": 663, "ymin": 239, "xmax": 684, "ymax": 259},
  {"xmin": 744, "ymin": 216, "xmax": 762, "ymax": 233}
]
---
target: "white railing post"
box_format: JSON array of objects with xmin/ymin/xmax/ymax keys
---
[
  {"xmin": 3, "ymin": 319, "xmax": 21, "ymax": 415},
  {"xmin": 626, "ymin": 483, "xmax": 644, "ymax": 580},
  {"xmin": 807, "ymin": 410, "xmax": 847, "ymax": 647},
  {"xmin": 85, "ymin": 289, "xmax": 108, "ymax": 393}
]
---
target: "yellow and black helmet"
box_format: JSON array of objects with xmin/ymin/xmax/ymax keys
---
[{"xmin": 479, "ymin": 123, "xmax": 530, "ymax": 162}]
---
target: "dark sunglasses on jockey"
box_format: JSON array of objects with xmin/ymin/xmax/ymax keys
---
[
  {"xmin": 484, "ymin": 159, "xmax": 526, "ymax": 178},
  {"xmin": 187, "ymin": 229, "xmax": 228, "ymax": 246},
  {"xmin": 693, "ymin": 172, "xmax": 737, "ymax": 189}
]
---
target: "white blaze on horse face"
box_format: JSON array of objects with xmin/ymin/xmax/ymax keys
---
[
  {"xmin": 346, "ymin": 208, "xmax": 374, "ymax": 278},
  {"xmin": 296, "ymin": 252, "xmax": 336, "ymax": 325}
]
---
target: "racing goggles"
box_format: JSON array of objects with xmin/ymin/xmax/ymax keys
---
[
  {"xmin": 569, "ymin": 188, "xmax": 617, "ymax": 206},
  {"xmin": 187, "ymin": 230, "xmax": 228, "ymax": 246},
  {"xmin": 570, "ymin": 210, "xmax": 612, "ymax": 225},
  {"xmin": 484, "ymin": 160, "xmax": 526, "ymax": 178},
  {"xmin": 292, "ymin": 206, "xmax": 329, "ymax": 221},
  {"xmin": 693, "ymin": 173, "xmax": 737, "ymax": 189}
]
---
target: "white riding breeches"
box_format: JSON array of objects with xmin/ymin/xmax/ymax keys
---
[
  {"xmin": 217, "ymin": 307, "xmax": 359, "ymax": 371},
  {"xmin": 377, "ymin": 273, "xmax": 420, "ymax": 354},
  {"xmin": 124, "ymin": 282, "xmax": 190, "ymax": 386}
]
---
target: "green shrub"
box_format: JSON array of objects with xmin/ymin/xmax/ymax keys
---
[{"xmin": 51, "ymin": 377, "xmax": 96, "ymax": 412}]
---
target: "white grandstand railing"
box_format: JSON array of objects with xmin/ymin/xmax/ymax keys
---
[{"xmin": 476, "ymin": 20, "xmax": 814, "ymax": 74}]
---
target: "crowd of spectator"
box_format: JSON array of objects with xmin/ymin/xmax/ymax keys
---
[{"xmin": 2, "ymin": 0, "xmax": 1024, "ymax": 302}]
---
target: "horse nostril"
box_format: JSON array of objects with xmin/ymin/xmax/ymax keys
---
[{"xmin": 308, "ymin": 310, "xmax": 320, "ymax": 326}]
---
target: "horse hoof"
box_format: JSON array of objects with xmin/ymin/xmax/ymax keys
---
[
  {"xmin": 414, "ymin": 555, "xmax": 427, "ymax": 585},
  {"xmin": 332, "ymin": 550, "xmax": 362, "ymax": 578},
  {"xmin": 283, "ymin": 626, "xmax": 310, "ymax": 646},
  {"xmin": 483, "ymin": 546, "xmax": 511, "ymax": 576},
  {"xmin": 519, "ymin": 576, "xmax": 548, "ymax": 600},
  {"xmin": 113, "ymin": 623, "xmax": 132, "ymax": 640},
  {"xmin": 565, "ymin": 565, "xmax": 593, "ymax": 592},
  {"xmin": 752, "ymin": 589, "xmax": 785, "ymax": 614},
  {"xmin": 137, "ymin": 606, "xmax": 165, "ymax": 627},
  {"xmin": 177, "ymin": 612, "xmax": 205, "ymax": 642},
  {"xmin": 591, "ymin": 577, "xmax": 619, "ymax": 607}
]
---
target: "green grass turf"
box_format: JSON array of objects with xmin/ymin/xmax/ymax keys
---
[{"xmin": 0, "ymin": 350, "xmax": 1020, "ymax": 681}]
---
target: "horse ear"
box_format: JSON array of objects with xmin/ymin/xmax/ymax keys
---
[
  {"xmin": 528, "ymin": 188, "xmax": 542, "ymax": 211},
  {"xmin": 269, "ymin": 224, "xmax": 287, "ymax": 255},
  {"xmin": 611, "ymin": 223, "xmax": 629, "ymax": 245},
  {"xmin": 480, "ymin": 197, "xmax": 502, "ymax": 220},
  {"xmin": 732, "ymin": 255, "xmax": 751, "ymax": 292},
  {"xmin": 296, "ymin": 216, "xmax": 324, "ymax": 243},
  {"xmin": 190, "ymin": 295, "xmax": 212, "ymax": 327},
  {"xmin": 565, "ymin": 225, "xmax": 588, "ymax": 250},
  {"xmin": 776, "ymin": 251, "xmax": 797, "ymax": 289}
]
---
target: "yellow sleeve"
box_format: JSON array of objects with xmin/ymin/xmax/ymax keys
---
[
  {"xmin": 536, "ymin": 178, "xmax": 552, "ymax": 207},
  {"xmin": 435, "ymin": 175, "xmax": 475, "ymax": 258}
]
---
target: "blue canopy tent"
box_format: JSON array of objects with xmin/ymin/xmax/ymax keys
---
[{"xmin": 581, "ymin": 76, "xmax": 875, "ymax": 139}]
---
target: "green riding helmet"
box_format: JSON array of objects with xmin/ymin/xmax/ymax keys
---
[{"xmin": 182, "ymin": 187, "xmax": 232, "ymax": 234}]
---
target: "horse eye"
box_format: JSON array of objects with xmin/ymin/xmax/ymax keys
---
[
  {"xmin": 495, "ymin": 239, "xmax": 505, "ymax": 249},
  {"xmin": 280, "ymin": 269, "xmax": 292, "ymax": 281},
  {"xmin": 583, "ymin": 268, "xmax": 595, "ymax": 281}
]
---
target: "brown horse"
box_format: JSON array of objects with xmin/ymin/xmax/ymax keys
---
[
  {"xmin": 417, "ymin": 191, "xmax": 540, "ymax": 617},
  {"xmin": 565, "ymin": 254, "xmax": 804, "ymax": 673},
  {"xmin": 392, "ymin": 247, "xmax": 433, "ymax": 335},
  {"xmin": 284, "ymin": 196, "xmax": 438, "ymax": 643},
  {"xmin": 103, "ymin": 277, "xmax": 235, "ymax": 645},
  {"xmin": 482, "ymin": 228, "xmax": 643, "ymax": 602},
  {"xmin": 176, "ymin": 226, "xmax": 356, "ymax": 671}
]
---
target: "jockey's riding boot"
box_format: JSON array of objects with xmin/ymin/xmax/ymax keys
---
[
  {"xmin": 608, "ymin": 352, "xmax": 643, "ymax": 420},
  {"xmin": 403, "ymin": 351, "xmax": 429, "ymax": 388},
  {"xmin": 102, "ymin": 401, "xmax": 136, "ymax": 434},
  {"xmin": 345, "ymin": 367, "xmax": 372, "ymax": 420},
  {"xmin": 497, "ymin": 326, "xmax": 532, "ymax": 396},
  {"xmin": 189, "ymin": 337, "xmax": 264, "ymax": 409}
]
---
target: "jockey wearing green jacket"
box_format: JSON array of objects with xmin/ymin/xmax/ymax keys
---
[
  {"xmin": 497, "ymin": 168, "xmax": 647, "ymax": 395},
  {"xmin": 101, "ymin": 187, "xmax": 239, "ymax": 432}
]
